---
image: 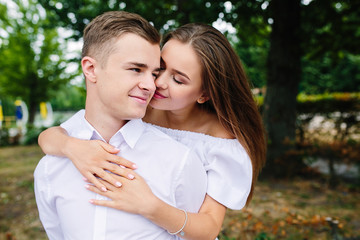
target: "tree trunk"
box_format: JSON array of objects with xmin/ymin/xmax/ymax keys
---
[
  {"xmin": 262, "ymin": 0, "xmax": 303, "ymax": 177},
  {"xmin": 27, "ymin": 74, "xmax": 39, "ymax": 125},
  {"xmin": 28, "ymin": 99, "xmax": 37, "ymax": 125}
]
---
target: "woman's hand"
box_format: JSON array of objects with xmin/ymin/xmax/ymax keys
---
[
  {"xmin": 86, "ymin": 174, "xmax": 227, "ymax": 240},
  {"xmin": 85, "ymin": 171, "xmax": 159, "ymax": 216},
  {"xmin": 64, "ymin": 138, "xmax": 138, "ymax": 192}
]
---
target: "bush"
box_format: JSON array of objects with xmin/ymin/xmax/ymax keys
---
[
  {"xmin": 22, "ymin": 125, "xmax": 47, "ymax": 145},
  {"xmin": 296, "ymin": 92, "xmax": 360, "ymax": 114},
  {"xmin": 0, "ymin": 127, "xmax": 10, "ymax": 146}
]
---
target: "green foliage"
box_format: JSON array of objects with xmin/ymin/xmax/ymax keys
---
[
  {"xmin": 217, "ymin": 234, "xmax": 235, "ymax": 240},
  {"xmin": 0, "ymin": 0, "xmax": 76, "ymax": 123},
  {"xmin": 296, "ymin": 92, "xmax": 360, "ymax": 113},
  {"xmin": 22, "ymin": 125, "xmax": 46, "ymax": 145},
  {"xmin": 225, "ymin": 0, "xmax": 271, "ymax": 47},
  {"xmin": 37, "ymin": 0, "xmax": 225, "ymax": 36},
  {"xmin": 236, "ymin": 40, "xmax": 268, "ymax": 88},
  {"xmin": 255, "ymin": 232, "xmax": 272, "ymax": 240},
  {"xmin": 301, "ymin": 53, "xmax": 360, "ymax": 94},
  {"xmin": 36, "ymin": 0, "xmax": 360, "ymax": 94},
  {"xmin": 302, "ymin": 0, "xmax": 360, "ymax": 61},
  {"xmin": 0, "ymin": 97, "xmax": 16, "ymax": 116},
  {"xmin": 2, "ymin": 0, "xmax": 359, "ymax": 178},
  {"xmin": 256, "ymin": 92, "xmax": 360, "ymax": 114},
  {"xmin": 50, "ymin": 83, "xmax": 86, "ymax": 111},
  {"xmin": 0, "ymin": 126, "xmax": 10, "ymax": 146}
]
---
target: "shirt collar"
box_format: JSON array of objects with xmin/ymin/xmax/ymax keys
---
[
  {"xmin": 118, "ymin": 118, "xmax": 145, "ymax": 149},
  {"xmin": 61, "ymin": 110, "xmax": 145, "ymax": 149}
]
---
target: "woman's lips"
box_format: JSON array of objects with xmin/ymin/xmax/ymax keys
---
[{"xmin": 153, "ymin": 91, "xmax": 167, "ymax": 99}]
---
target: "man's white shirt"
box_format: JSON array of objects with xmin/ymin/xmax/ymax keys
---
[{"xmin": 34, "ymin": 110, "xmax": 207, "ymax": 240}]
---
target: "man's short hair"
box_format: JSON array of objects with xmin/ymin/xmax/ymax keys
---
[{"xmin": 82, "ymin": 11, "xmax": 160, "ymax": 67}]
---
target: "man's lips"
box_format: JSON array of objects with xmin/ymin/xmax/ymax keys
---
[
  {"xmin": 153, "ymin": 91, "xmax": 167, "ymax": 99},
  {"xmin": 130, "ymin": 95, "xmax": 148, "ymax": 104}
]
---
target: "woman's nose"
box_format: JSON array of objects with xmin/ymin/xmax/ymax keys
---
[{"xmin": 155, "ymin": 72, "xmax": 168, "ymax": 89}]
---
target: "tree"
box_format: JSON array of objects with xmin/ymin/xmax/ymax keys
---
[
  {"xmin": 224, "ymin": 0, "xmax": 360, "ymax": 176},
  {"xmin": 37, "ymin": 0, "xmax": 360, "ymax": 176},
  {"xmin": 301, "ymin": 53, "xmax": 360, "ymax": 94},
  {"xmin": 0, "ymin": 0, "xmax": 74, "ymax": 124},
  {"xmin": 262, "ymin": 0, "xmax": 302, "ymax": 175},
  {"xmin": 300, "ymin": 0, "xmax": 360, "ymax": 94},
  {"xmin": 37, "ymin": 0, "xmax": 225, "ymax": 36}
]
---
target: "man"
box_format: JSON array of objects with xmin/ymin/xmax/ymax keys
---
[{"xmin": 34, "ymin": 11, "xmax": 207, "ymax": 240}]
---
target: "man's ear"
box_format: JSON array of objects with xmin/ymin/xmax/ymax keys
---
[
  {"xmin": 197, "ymin": 93, "xmax": 210, "ymax": 104},
  {"xmin": 81, "ymin": 56, "xmax": 97, "ymax": 83}
]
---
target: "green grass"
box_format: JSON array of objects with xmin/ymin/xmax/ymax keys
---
[{"xmin": 0, "ymin": 145, "xmax": 47, "ymax": 240}]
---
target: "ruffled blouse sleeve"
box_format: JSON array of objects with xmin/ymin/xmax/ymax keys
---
[
  {"xmin": 201, "ymin": 139, "xmax": 252, "ymax": 210},
  {"xmin": 147, "ymin": 124, "xmax": 253, "ymax": 210}
]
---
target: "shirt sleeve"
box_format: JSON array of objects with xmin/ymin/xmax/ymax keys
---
[
  {"xmin": 60, "ymin": 109, "xmax": 85, "ymax": 134},
  {"xmin": 34, "ymin": 156, "xmax": 64, "ymax": 239},
  {"xmin": 174, "ymin": 149, "xmax": 207, "ymax": 213},
  {"xmin": 205, "ymin": 141, "xmax": 253, "ymax": 210}
]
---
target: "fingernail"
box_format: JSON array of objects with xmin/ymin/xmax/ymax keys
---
[
  {"xmin": 101, "ymin": 186, "xmax": 107, "ymax": 192},
  {"xmin": 116, "ymin": 181, "xmax": 122, "ymax": 187},
  {"xmin": 128, "ymin": 174, "xmax": 135, "ymax": 179},
  {"xmin": 83, "ymin": 177, "xmax": 88, "ymax": 181},
  {"xmin": 85, "ymin": 184, "xmax": 90, "ymax": 189},
  {"xmin": 89, "ymin": 199, "xmax": 94, "ymax": 204},
  {"xmin": 132, "ymin": 164, "xmax": 137, "ymax": 169},
  {"xmin": 114, "ymin": 148, "xmax": 120, "ymax": 151},
  {"xmin": 120, "ymin": 165, "xmax": 126, "ymax": 169}
]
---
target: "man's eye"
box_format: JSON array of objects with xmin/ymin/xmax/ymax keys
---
[
  {"xmin": 152, "ymin": 73, "xmax": 159, "ymax": 79},
  {"xmin": 130, "ymin": 68, "xmax": 141, "ymax": 72}
]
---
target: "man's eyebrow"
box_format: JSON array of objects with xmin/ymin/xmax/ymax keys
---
[
  {"xmin": 126, "ymin": 62, "xmax": 148, "ymax": 68},
  {"xmin": 126, "ymin": 62, "xmax": 160, "ymax": 72}
]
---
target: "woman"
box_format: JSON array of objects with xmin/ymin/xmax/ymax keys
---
[{"xmin": 39, "ymin": 23, "xmax": 266, "ymax": 239}]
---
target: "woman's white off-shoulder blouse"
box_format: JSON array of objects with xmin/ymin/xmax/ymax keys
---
[{"xmin": 151, "ymin": 125, "xmax": 253, "ymax": 210}]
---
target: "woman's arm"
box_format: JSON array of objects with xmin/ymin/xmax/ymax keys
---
[
  {"xmin": 38, "ymin": 126, "xmax": 138, "ymax": 191},
  {"xmin": 86, "ymin": 172, "xmax": 226, "ymax": 240},
  {"xmin": 148, "ymin": 194, "xmax": 226, "ymax": 240}
]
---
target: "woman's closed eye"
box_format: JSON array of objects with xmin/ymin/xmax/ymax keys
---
[{"xmin": 172, "ymin": 76, "xmax": 183, "ymax": 85}]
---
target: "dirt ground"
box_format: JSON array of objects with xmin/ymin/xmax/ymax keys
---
[{"xmin": 0, "ymin": 145, "xmax": 359, "ymax": 240}]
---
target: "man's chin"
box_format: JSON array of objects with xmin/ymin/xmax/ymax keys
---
[{"xmin": 124, "ymin": 112, "xmax": 146, "ymax": 120}]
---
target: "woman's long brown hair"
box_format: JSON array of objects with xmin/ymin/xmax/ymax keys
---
[{"xmin": 163, "ymin": 23, "xmax": 267, "ymax": 205}]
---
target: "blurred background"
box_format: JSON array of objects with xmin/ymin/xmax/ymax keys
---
[{"xmin": 0, "ymin": 0, "xmax": 359, "ymax": 239}]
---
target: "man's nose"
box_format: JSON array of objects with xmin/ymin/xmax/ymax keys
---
[{"xmin": 139, "ymin": 73, "xmax": 156, "ymax": 92}]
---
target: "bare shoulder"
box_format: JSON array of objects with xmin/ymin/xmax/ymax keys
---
[{"xmin": 206, "ymin": 116, "xmax": 235, "ymax": 139}]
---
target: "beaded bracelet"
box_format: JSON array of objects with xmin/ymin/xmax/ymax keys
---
[{"xmin": 167, "ymin": 209, "xmax": 187, "ymax": 237}]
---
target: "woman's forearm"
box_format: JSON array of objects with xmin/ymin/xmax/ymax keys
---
[
  {"xmin": 38, "ymin": 126, "xmax": 137, "ymax": 190},
  {"xmin": 143, "ymin": 194, "xmax": 226, "ymax": 240},
  {"xmin": 38, "ymin": 126, "xmax": 70, "ymax": 156}
]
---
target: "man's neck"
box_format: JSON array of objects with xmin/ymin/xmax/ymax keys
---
[{"xmin": 84, "ymin": 110, "xmax": 127, "ymax": 143}]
